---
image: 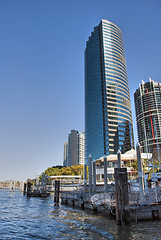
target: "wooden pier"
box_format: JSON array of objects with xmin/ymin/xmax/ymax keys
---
[
  {"xmin": 59, "ymin": 151, "xmax": 161, "ymax": 224},
  {"xmin": 24, "ymin": 174, "xmax": 50, "ymax": 198},
  {"xmin": 60, "ymin": 182, "xmax": 161, "ymax": 222}
]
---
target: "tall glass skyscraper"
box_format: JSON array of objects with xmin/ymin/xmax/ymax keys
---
[
  {"xmin": 134, "ymin": 79, "xmax": 161, "ymax": 153},
  {"xmin": 85, "ymin": 19, "xmax": 134, "ymax": 163}
]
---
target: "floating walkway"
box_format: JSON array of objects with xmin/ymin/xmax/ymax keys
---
[{"xmin": 60, "ymin": 182, "xmax": 161, "ymax": 223}]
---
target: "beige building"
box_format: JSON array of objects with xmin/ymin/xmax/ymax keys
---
[
  {"xmin": 63, "ymin": 130, "xmax": 85, "ymax": 167},
  {"xmin": 63, "ymin": 142, "xmax": 68, "ymax": 167}
]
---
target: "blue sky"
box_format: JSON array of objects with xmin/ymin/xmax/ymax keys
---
[{"xmin": 0, "ymin": 0, "xmax": 161, "ymax": 181}]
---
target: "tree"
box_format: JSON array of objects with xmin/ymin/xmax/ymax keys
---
[{"xmin": 41, "ymin": 165, "xmax": 86, "ymax": 178}]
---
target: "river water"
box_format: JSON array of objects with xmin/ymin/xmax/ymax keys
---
[{"xmin": 0, "ymin": 189, "xmax": 161, "ymax": 240}]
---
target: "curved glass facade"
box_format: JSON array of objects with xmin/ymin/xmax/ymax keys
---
[
  {"xmin": 134, "ymin": 79, "xmax": 161, "ymax": 153},
  {"xmin": 85, "ymin": 19, "xmax": 134, "ymax": 164}
]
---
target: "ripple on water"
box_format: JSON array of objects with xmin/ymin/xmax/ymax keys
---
[{"xmin": 1, "ymin": 189, "xmax": 161, "ymax": 240}]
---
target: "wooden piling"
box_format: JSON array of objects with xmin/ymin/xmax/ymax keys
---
[
  {"xmin": 81, "ymin": 202, "xmax": 84, "ymax": 210},
  {"xmin": 84, "ymin": 163, "xmax": 87, "ymax": 194},
  {"xmin": 89, "ymin": 154, "xmax": 92, "ymax": 196},
  {"xmin": 72, "ymin": 200, "xmax": 75, "ymax": 207},
  {"xmin": 54, "ymin": 180, "xmax": 60, "ymax": 204},
  {"xmin": 117, "ymin": 149, "xmax": 122, "ymax": 168},
  {"xmin": 92, "ymin": 160, "xmax": 96, "ymax": 193},
  {"xmin": 23, "ymin": 183, "xmax": 26, "ymax": 195},
  {"xmin": 27, "ymin": 181, "xmax": 31, "ymax": 197},
  {"xmin": 114, "ymin": 168, "xmax": 131, "ymax": 225},
  {"xmin": 136, "ymin": 142, "xmax": 144, "ymax": 193},
  {"xmin": 104, "ymin": 156, "xmax": 108, "ymax": 193}
]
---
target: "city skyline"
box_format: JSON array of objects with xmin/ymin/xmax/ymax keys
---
[
  {"xmin": 85, "ymin": 19, "xmax": 134, "ymax": 163},
  {"xmin": 0, "ymin": 0, "xmax": 161, "ymax": 181}
]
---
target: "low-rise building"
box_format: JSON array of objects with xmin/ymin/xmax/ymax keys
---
[{"xmin": 95, "ymin": 149, "xmax": 152, "ymax": 181}]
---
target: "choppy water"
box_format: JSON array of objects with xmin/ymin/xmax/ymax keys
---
[{"xmin": 0, "ymin": 189, "xmax": 161, "ymax": 240}]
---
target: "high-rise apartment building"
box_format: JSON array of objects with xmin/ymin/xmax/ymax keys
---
[
  {"xmin": 63, "ymin": 130, "xmax": 85, "ymax": 167},
  {"xmin": 63, "ymin": 142, "xmax": 68, "ymax": 167},
  {"xmin": 78, "ymin": 132, "xmax": 85, "ymax": 165},
  {"xmin": 85, "ymin": 19, "xmax": 134, "ymax": 163},
  {"xmin": 134, "ymin": 78, "xmax": 161, "ymax": 153}
]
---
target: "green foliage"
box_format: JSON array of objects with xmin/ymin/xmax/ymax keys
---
[
  {"xmin": 126, "ymin": 158, "xmax": 148, "ymax": 176},
  {"xmin": 42, "ymin": 165, "xmax": 86, "ymax": 178}
]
